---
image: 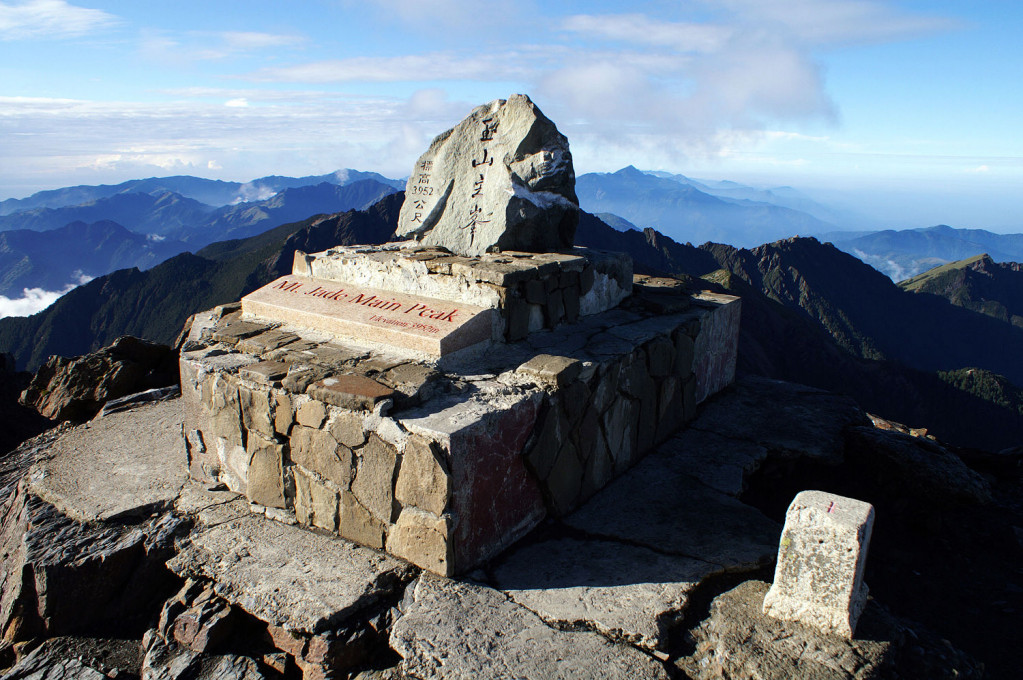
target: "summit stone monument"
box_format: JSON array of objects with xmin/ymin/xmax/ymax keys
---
[
  {"xmin": 178, "ymin": 95, "xmax": 742, "ymax": 576},
  {"xmin": 395, "ymin": 94, "xmax": 579, "ymax": 257}
]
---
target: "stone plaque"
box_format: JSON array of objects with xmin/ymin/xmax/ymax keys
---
[{"xmin": 241, "ymin": 275, "xmax": 493, "ymax": 357}]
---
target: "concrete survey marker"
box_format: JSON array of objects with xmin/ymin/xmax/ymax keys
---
[
  {"xmin": 763, "ymin": 490, "xmax": 875, "ymax": 638},
  {"xmin": 241, "ymin": 275, "xmax": 493, "ymax": 357}
]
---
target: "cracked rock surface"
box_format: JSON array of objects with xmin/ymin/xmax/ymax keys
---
[
  {"xmin": 27, "ymin": 398, "xmax": 188, "ymax": 523},
  {"xmin": 390, "ymin": 574, "xmax": 671, "ymax": 679}
]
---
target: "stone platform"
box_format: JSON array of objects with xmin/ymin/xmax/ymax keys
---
[
  {"xmin": 248, "ymin": 243, "xmax": 633, "ymax": 359},
  {"xmin": 181, "ymin": 254, "xmax": 740, "ymax": 576}
]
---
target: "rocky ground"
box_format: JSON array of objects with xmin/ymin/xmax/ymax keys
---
[{"xmin": 0, "ymin": 376, "xmax": 1017, "ymax": 679}]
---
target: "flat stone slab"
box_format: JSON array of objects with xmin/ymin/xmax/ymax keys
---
[
  {"xmin": 27, "ymin": 398, "xmax": 187, "ymax": 523},
  {"xmin": 657, "ymin": 428, "xmax": 769, "ymax": 496},
  {"xmin": 492, "ymin": 537, "xmax": 719, "ymax": 650},
  {"xmin": 390, "ymin": 574, "xmax": 672, "ymax": 679},
  {"xmin": 565, "ymin": 449, "xmax": 780, "ymax": 571},
  {"xmin": 693, "ymin": 377, "xmax": 868, "ymax": 463},
  {"xmin": 242, "ymin": 274, "xmax": 493, "ymax": 357},
  {"xmin": 168, "ymin": 487, "xmax": 417, "ymax": 634}
]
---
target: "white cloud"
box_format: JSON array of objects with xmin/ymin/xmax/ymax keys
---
[
  {"xmin": 967, "ymin": 165, "xmax": 990, "ymax": 173},
  {"xmin": 0, "ymin": 0, "xmax": 117, "ymax": 40},
  {"xmin": 562, "ymin": 14, "xmax": 731, "ymax": 52},
  {"xmin": 225, "ymin": 98, "xmax": 249, "ymax": 108},
  {"xmin": 139, "ymin": 28, "xmax": 305, "ymax": 63},
  {"xmin": 0, "ymin": 284, "xmax": 72, "ymax": 317},
  {"xmin": 709, "ymin": 0, "xmax": 959, "ymax": 46},
  {"xmin": 220, "ymin": 31, "xmax": 304, "ymax": 50},
  {"xmin": 250, "ymin": 52, "xmax": 533, "ymax": 83}
]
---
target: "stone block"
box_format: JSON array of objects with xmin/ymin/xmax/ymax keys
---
[
  {"xmin": 294, "ymin": 468, "xmax": 340, "ymax": 532},
  {"xmin": 762, "ymin": 490, "xmax": 874, "ymax": 639},
  {"xmin": 563, "ymin": 283, "xmax": 581, "ymax": 323},
  {"xmin": 290, "ymin": 425, "xmax": 352, "ymax": 487},
  {"xmin": 545, "ymin": 288, "xmax": 565, "ymax": 327},
  {"xmin": 274, "ymin": 392, "xmax": 293, "ymax": 436},
  {"xmin": 307, "ymin": 374, "xmax": 395, "ymax": 411},
  {"xmin": 329, "ymin": 410, "xmax": 367, "ymax": 449},
  {"xmin": 296, "ymin": 399, "xmax": 327, "ymax": 428},
  {"xmin": 395, "ymin": 436, "xmax": 451, "ymax": 516},
  {"xmin": 351, "ymin": 434, "xmax": 398, "ymax": 524},
  {"xmin": 506, "ymin": 296, "xmax": 530, "ymax": 341},
  {"xmin": 386, "ymin": 509, "xmax": 453, "ymax": 576},
  {"xmin": 237, "ymin": 360, "xmax": 290, "ymax": 384},
  {"xmin": 517, "ymin": 353, "xmax": 582, "ymax": 388},
  {"xmin": 236, "ymin": 329, "xmax": 300, "ymax": 355},
  {"xmin": 524, "ymin": 278, "xmax": 547, "ymax": 305},
  {"xmin": 247, "ymin": 435, "xmax": 286, "ymax": 509},
  {"xmin": 672, "ymin": 330, "xmax": 695, "ymax": 378},
  {"xmin": 211, "ymin": 319, "xmax": 268, "ymax": 345},
  {"xmin": 340, "ymin": 491, "xmax": 386, "ymax": 549},
  {"xmin": 646, "ymin": 337, "xmax": 674, "ymax": 378},
  {"xmin": 238, "ymin": 386, "xmax": 274, "ymax": 438},
  {"xmin": 282, "ymin": 366, "xmax": 330, "ymax": 394},
  {"xmin": 546, "ymin": 441, "xmax": 583, "ymax": 516}
]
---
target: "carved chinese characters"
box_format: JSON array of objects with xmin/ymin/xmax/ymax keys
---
[{"xmin": 396, "ymin": 94, "xmax": 579, "ymax": 257}]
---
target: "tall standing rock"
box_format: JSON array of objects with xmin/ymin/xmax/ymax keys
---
[{"xmin": 395, "ymin": 94, "xmax": 579, "ymax": 257}]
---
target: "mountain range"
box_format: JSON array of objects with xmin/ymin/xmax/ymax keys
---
[
  {"xmin": 575, "ymin": 166, "xmax": 835, "ymax": 248},
  {"xmin": 0, "ymin": 169, "xmax": 405, "ymax": 215},
  {"xmin": 1, "ymin": 191, "xmax": 1020, "ymax": 452},
  {"xmin": 822, "ymin": 225, "xmax": 1023, "ymax": 281}
]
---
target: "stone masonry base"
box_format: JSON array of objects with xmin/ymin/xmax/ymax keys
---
[{"xmin": 179, "ymin": 274, "xmax": 740, "ymax": 576}]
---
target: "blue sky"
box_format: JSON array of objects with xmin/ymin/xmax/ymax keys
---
[{"xmin": 1, "ymin": 0, "xmax": 1021, "ymax": 230}]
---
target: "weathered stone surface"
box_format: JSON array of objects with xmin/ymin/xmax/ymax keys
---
[
  {"xmin": 19, "ymin": 336, "xmax": 178, "ymax": 422},
  {"xmin": 168, "ymin": 491, "xmax": 416, "ymax": 635},
  {"xmin": 296, "ymin": 398, "xmax": 327, "ymax": 428},
  {"xmin": 691, "ymin": 293, "xmax": 741, "ymax": 404},
  {"xmin": 395, "ymin": 94, "xmax": 579, "ymax": 257},
  {"xmin": 494, "ymin": 537, "xmax": 719, "ymax": 650},
  {"xmin": 307, "ymin": 375, "xmax": 395, "ymax": 412},
  {"xmin": 0, "ymin": 482, "xmax": 185, "ymax": 648},
  {"xmin": 245, "ymin": 435, "xmax": 285, "ymax": 509},
  {"xmin": 2, "ymin": 636, "xmax": 141, "ymax": 679},
  {"xmin": 394, "ymin": 436, "xmax": 449, "ymax": 516},
  {"xmin": 845, "ymin": 426, "xmax": 992, "ymax": 503},
  {"xmin": 565, "ymin": 449, "xmax": 779, "ymax": 570},
  {"xmin": 289, "ymin": 425, "xmax": 351, "ymax": 487},
  {"xmin": 516, "ymin": 353, "xmax": 582, "ymax": 388},
  {"xmin": 658, "ymin": 428, "xmax": 769, "ymax": 496},
  {"xmin": 385, "ymin": 509, "xmax": 451, "ymax": 576},
  {"xmin": 328, "ymin": 410, "xmax": 367, "ymax": 449},
  {"xmin": 294, "ymin": 468, "xmax": 340, "ymax": 532},
  {"xmin": 763, "ymin": 491, "xmax": 874, "ymax": 639},
  {"xmin": 680, "ymin": 580, "xmax": 983, "ymax": 680},
  {"xmin": 157, "ymin": 579, "xmax": 235, "ymax": 654},
  {"xmin": 340, "ymin": 491, "xmax": 386, "ymax": 550},
  {"xmin": 694, "ymin": 377, "xmax": 869, "ymax": 463},
  {"xmin": 27, "ymin": 398, "xmax": 187, "ymax": 523},
  {"xmin": 390, "ymin": 575, "xmax": 672, "ymax": 679},
  {"xmin": 142, "ymin": 632, "xmax": 270, "ymax": 680},
  {"xmin": 238, "ymin": 386, "xmax": 274, "ymax": 437},
  {"xmin": 351, "ymin": 435, "xmax": 398, "ymax": 524},
  {"xmin": 236, "ymin": 360, "xmax": 290, "ymax": 385}
]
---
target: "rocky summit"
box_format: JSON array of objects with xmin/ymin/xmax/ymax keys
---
[
  {"xmin": 0, "ymin": 372, "xmax": 1008, "ymax": 679},
  {"xmin": 395, "ymin": 94, "xmax": 579, "ymax": 257}
]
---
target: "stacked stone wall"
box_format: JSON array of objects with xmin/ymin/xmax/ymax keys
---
[{"xmin": 180, "ymin": 279, "xmax": 740, "ymax": 576}]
